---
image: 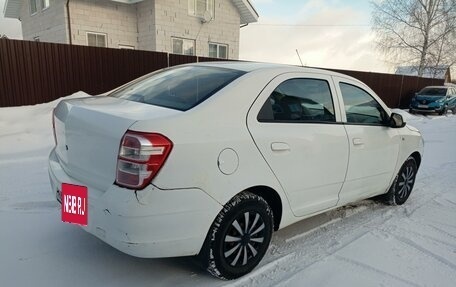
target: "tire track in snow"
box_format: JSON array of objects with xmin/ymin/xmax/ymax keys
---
[
  {"xmin": 334, "ymin": 255, "xmax": 421, "ymax": 287},
  {"xmin": 389, "ymin": 233, "xmax": 456, "ymax": 271},
  {"xmin": 248, "ymin": 205, "xmax": 395, "ymax": 286},
  {"xmin": 222, "ymin": 253, "xmax": 295, "ymax": 287}
]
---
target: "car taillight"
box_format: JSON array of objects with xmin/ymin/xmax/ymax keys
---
[
  {"xmin": 52, "ymin": 108, "xmax": 57, "ymax": 146},
  {"xmin": 116, "ymin": 131, "xmax": 173, "ymax": 190}
]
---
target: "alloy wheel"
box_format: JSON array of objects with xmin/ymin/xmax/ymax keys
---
[
  {"xmin": 396, "ymin": 165, "xmax": 415, "ymax": 200},
  {"xmin": 223, "ymin": 211, "xmax": 266, "ymax": 267}
]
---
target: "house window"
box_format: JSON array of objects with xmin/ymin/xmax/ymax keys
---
[
  {"xmin": 41, "ymin": 0, "xmax": 50, "ymax": 10},
  {"xmin": 119, "ymin": 45, "xmax": 135, "ymax": 50},
  {"xmin": 29, "ymin": 0, "xmax": 37, "ymax": 15},
  {"xmin": 188, "ymin": 0, "xmax": 214, "ymax": 18},
  {"xmin": 172, "ymin": 38, "xmax": 195, "ymax": 56},
  {"xmin": 87, "ymin": 33, "xmax": 107, "ymax": 48},
  {"xmin": 209, "ymin": 43, "xmax": 228, "ymax": 59}
]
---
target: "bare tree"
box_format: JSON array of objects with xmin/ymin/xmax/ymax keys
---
[{"xmin": 372, "ymin": 0, "xmax": 456, "ymax": 77}]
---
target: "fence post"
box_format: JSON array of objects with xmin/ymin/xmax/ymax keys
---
[{"xmin": 398, "ymin": 75, "xmax": 404, "ymax": 108}]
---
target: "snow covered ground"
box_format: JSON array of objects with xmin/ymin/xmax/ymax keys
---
[{"xmin": 1, "ymin": 95, "xmax": 456, "ymax": 287}]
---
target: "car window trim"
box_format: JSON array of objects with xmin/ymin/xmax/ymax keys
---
[
  {"xmin": 256, "ymin": 77, "xmax": 338, "ymax": 124},
  {"xmin": 257, "ymin": 120, "xmax": 389, "ymax": 128},
  {"xmin": 338, "ymin": 81, "xmax": 390, "ymax": 127}
]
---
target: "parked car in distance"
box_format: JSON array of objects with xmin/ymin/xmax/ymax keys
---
[
  {"xmin": 409, "ymin": 86, "xmax": 456, "ymax": 115},
  {"xmin": 48, "ymin": 62, "xmax": 424, "ymax": 280}
]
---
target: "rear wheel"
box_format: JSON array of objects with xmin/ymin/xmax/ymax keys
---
[
  {"xmin": 199, "ymin": 192, "xmax": 273, "ymax": 280},
  {"xmin": 383, "ymin": 156, "xmax": 417, "ymax": 205}
]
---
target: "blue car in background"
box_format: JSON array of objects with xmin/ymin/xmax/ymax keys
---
[{"xmin": 410, "ymin": 86, "xmax": 456, "ymax": 115}]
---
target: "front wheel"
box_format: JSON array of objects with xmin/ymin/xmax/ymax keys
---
[
  {"xmin": 438, "ymin": 107, "xmax": 447, "ymax": 115},
  {"xmin": 383, "ymin": 156, "xmax": 418, "ymax": 205},
  {"xmin": 199, "ymin": 192, "xmax": 273, "ymax": 280}
]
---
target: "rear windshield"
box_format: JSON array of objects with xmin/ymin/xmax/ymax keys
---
[
  {"xmin": 418, "ymin": 87, "xmax": 447, "ymax": 96},
  {"xmin": 109, "ymin": 66, "xmax": 246, "ymax": 111}
]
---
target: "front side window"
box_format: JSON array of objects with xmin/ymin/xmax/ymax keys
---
[
  {"xmin": 109, "ymin": 66, "xmax": 245, "ymax": 111},
  {"xmin": 209, "ymin": 43, "xmax": 228, "ymax": 59},
  {"xmin": 172, "ymin": 38, "xmax": 195, "ymax": 56},
  {"xmin": 340, "ymin": 82, "xmax": 388, "ymax": 125},
  {"xmin": 87, "ymin": 33, "xmax": 107, "ymax": 47},
  {"xmin": 41, "ymin": 0, "xmax": 50, "ymax": 10},
  {"xmin": 188, "ymin": 0, "xmax": 214, "ymax": 18},
  {"xmin": 258, "ymin": 78, "xmax": 336, "ymax": 122},
  {"xmin": 30, "ymin": 0, "xmax": 37, "ymax": 14}
]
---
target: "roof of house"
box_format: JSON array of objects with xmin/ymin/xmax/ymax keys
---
[
  {"xmin": 4, "ymin": 0, "xmax": 259, "ymax": 24},
  {"xmin": 395, "ymin": 65, "xmax": 450, "ymax": 80}
]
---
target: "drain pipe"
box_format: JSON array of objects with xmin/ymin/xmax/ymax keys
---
[{"xmin": 66, "ymin": 0, "xmax": 72, "ymax": 44}]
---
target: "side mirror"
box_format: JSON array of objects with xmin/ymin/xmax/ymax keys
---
[{"xmin": 390, "ymin": 113, "xmax": 406, "ymax": 128}]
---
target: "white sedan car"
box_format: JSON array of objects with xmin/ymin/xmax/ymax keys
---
[{"xmin": 48, "ymin": 62, "xmax": 423, "ymax": 279}]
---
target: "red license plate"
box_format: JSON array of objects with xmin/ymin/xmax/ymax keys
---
[{"xmin": 61, "ymin": 183, "xmax": 88, "ymax": 226}]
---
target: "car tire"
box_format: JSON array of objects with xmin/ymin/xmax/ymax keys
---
[
  {"xmin": 438, "ymin": 107, "xmax": 447, "ymax": 115},
  {"xmin": 383, "ymin": 156, "xmax": 418, "ymax": 205},
  {"xmin": 199, "ymin": 192, "xmax": 274, "ymax": 280}
]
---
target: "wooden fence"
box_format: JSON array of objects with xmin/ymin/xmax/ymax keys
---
[{"xmin": 0, "ymin": 39, "xmax": 444, "ymax": 108}]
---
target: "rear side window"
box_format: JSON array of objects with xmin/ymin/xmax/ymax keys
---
[
  {"xmin": 109, "ymin": 66, "xmax": 246, "ymax": 111},
  {"xmin": 340, "ymin": 82, "xmax": 388, "ymax": 125},
  {"xmin": 258, "ymin": 78, "xmax": 336, "ymax": 123}
]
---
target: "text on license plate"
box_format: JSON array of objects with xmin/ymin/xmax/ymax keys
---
[
  {"xmin": 61, "ymin": 183, "xmax": 88, "ymax": 226},
  {"xmin": 418, "ymin": 104, "xmax": 428, "ymax": 108}
]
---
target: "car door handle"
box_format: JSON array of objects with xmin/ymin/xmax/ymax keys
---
[
  {"xmin": 352, "ymin": 138, "xmax": 364, "ymax": 146},
  {"xmin": 271, "ymin": 142, "xmax": 290, "ymax": 152}
]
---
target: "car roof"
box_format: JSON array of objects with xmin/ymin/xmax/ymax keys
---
[{"xmin": 187, "ymin": 61, "xmax": 354, "ymax": 79}]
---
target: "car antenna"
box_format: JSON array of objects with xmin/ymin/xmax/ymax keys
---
[{"xmin": 296, "ymin": 49, "xmax": 304, "ymax": 67}]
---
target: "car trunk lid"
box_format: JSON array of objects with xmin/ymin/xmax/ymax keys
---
[{"xmin": 53, "ymin": 96, "xmax": 180, "ymax": 191}]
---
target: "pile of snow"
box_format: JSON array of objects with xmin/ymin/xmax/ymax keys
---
[
  {"xmin": 0, "ymin": 92, "xmax": 88, "ymax": 161},
  {"xmin": 1, "ymin": 96, "xmax": 456, "ymax": 286}
]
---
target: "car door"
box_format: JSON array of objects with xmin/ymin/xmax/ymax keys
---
[
  {"xmin": 333, "ymin": 77, "xmax": 401, "ymax": 205},
  {"xmin": 247, "ymin": 73, "xmax": 349, "ymax": 217},
  {"xmin": 448, "ymin": 88, "xmax": 456, "ymax": 109}
]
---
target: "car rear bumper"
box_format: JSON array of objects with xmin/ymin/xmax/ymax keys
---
[{"xmin": 48, "ymin": 148, "xmax": 221, "ymax": 258}]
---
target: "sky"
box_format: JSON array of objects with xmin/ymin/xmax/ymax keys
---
[
  {"xmin": 0, "ymin": 0, "xmax": 391, "ymax": 73},
  {"xmin": 241, "ymin": 0, "xmax": 390, "ymax": 72}
]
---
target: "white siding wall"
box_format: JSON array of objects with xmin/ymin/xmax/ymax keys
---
[
  {"xmin": 153, "ymin": 0, "xmax": 240, "ymax": 59},
  {"xmin": 69, "ymin": 0, "xmax": 138, "ymax": 49},
  {"xmin": 20, "ymin": 0, "xmax": 68, "ymax": 43}
]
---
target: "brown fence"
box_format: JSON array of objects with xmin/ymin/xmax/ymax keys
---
[
  {"xmin": 0, "ymin": 39, "xmax": 169, "ymax": 107},
  {"xmin": 0, "ymin": 39, "xmax": 445, "ymax": 108},
  {"xmin": 330, "ymin": 68, "xmax": 444, "ymax": 108}
]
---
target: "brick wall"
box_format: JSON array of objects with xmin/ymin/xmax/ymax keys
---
[
  {"xmin": 18, "ymin": 0, "xmax": 242, "ymax": 59},
  {"xmin": 69, "ymin": 0, "xmax": 138, "ymax": 49},
  {"xmin": 137, "ymin": 0, "xmax": 156, "ymax": 51},
  {"xmin": 20, "ymin": 0, "xmax": 68, "ymax": 43},
  {"xmin": 154, "ymin": 0, "xmax": 240, "ymax": 59}
]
